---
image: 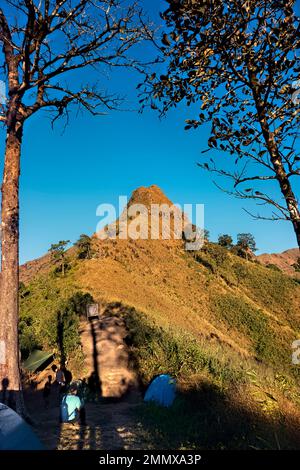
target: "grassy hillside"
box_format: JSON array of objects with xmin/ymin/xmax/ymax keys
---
[{"xmin": 19, "ymin": 187, "xmax": 300, "ymax": 449}]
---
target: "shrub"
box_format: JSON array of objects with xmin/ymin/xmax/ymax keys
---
[
  {"xmin": 231, "ymin": 244, "xmax": 248, "ymax": 259},
  {"xmin": 64, "ymin": 291, "xmax": 94, "ymax": 318},
  {"xmin": 19, "ymin": 314, "xmax": 41, "ymax": 358},
  {"xmin": 266, "ymin": 263, "xmax": 282, "ymax": 272},
  {"xmin": 193, "ymin": 243, "xmax": 230, "ymax": 273},
  {"xmin": 292, "ymin": 257, "xmax": 300, "ymax": 272},
  {"xmin": 193, "ymin": 243, "xmax": 239, "ymax": 286},
  {"xmin": 45, "ymin": 292, "xmax": 94, "ymax": 360},
  {"xmin": 41, "ymin": 305, "xmax": 78, "ymax": 359},
  {"xmin": 202, "ymin": 243, "xmax": 229, "ymax": 265},
  {"xmin": 20, "ymin": 274, "xmax": 93, "ymax": 361},
  {"xmin": 19, "ymin": 282, "xmax": 30, "ymax": 299}
]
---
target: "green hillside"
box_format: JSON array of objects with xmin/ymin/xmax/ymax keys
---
[{"xmin": 19, "ymin": 188, "xmax": 300, "ymax": 449}]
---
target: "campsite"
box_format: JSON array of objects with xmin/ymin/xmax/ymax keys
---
[
  {"xmin": 15, "ymin": 308, "xmax": 178, "ymax": 450},
  {"xmin": 1, "ymin": 0, "xmax": 300, "ymax": 462},
  {"xmin": 3, "ymin": 211, "xmax": 300, "ymax": 451}
]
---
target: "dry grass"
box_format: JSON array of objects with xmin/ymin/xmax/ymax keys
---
[{"xmin": 19, "ymin": 186, "xmax": 300, "ymax": 448}]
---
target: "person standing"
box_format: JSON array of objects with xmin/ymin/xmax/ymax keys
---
[
  {"xmin": 55, "ymin": 365, "xmax": 65, "ymax": 389},
  {"xmin": 60, "ymin": 383, "xmax": 86, "ymax": 425}
]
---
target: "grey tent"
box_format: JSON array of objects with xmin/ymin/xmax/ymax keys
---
[
  {"xmin": 0, "ymin": 403, "xmax": 44, "ymax": 450},
  {"xmin": 23, "ymin": 349, "xmax": 54, "ymax": 373}
]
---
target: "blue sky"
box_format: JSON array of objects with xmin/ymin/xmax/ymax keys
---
[{"xmin": 0, "ymin": 0, "xmax": 298, "ymax": 264}]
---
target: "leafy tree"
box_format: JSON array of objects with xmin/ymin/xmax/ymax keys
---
[
  {"xmin": 0, "ymin": 1, "xmax": 149, "ymax": 409},
  {"xmin": 19, "ymin": 314, "xmax": 40, "ymax": 359},
  {"xmin": 54, "ymin": 292, "xmax": 94, "ymax": 362},
  {"xmin": 218, "ymin": 234, "xmax": 233, "ymax": 249},
  {"xmin": 237, "ymin": 233, "xmax": 257, "ymax": 253},
  {"xmin": 145, "ymin": 0, "xmax": 300, "ymax": 248},
  {"xmin": 56, "ymin": 306, "xmax": 79, "ymax": 365},
  {"xmin": 231, "ymin": 245, "xmax": 248, "ymax": 260},
  {"xmin": 49, "ymin": 240, "xmax": 70, "ymax": 277},
  {"xmin": 75, "ymin": 234, "xmax": 93, "ymax": 260},
  {"xmin": 19, "ymin": 282, "xmax": 30, "ymax": 299},
  {"xmin": 65, "ymin": 291, "xmax": 94, "ymax": 317},
  {"xmin": 203, "ymin": 229, "xmax": 210, "ymax": 242}
]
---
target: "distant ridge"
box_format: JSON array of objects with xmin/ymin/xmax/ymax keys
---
[{"xmin": 257, "ymin": 248, "xmax": 299, "ymax": 276}]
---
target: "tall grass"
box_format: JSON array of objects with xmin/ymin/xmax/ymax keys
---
[{"xmin": 124, "ymin": 308, "xmax": 245, "ymax": 388}]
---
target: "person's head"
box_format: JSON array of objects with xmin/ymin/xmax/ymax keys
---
[
  {"xmin": 52, "ymin": 364, "xmax": 57, "ymax": 372},
  {"xmin": 69, "ymin": 383, "xmax": 78, "ymax": 395},
  {"xmin": 48, "ymin": 375, "xmax": 52, "ymax": 383}
]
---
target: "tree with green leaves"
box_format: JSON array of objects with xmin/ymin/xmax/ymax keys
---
[
  {"xmin": 218, "ymin": 234, "xmax": 233, "ymax": 249},
  {"xmin": 231, "ymin": 233, "xmax": 257, "ymax": 260},
  {"xmin": 237, "ymin": 233, "xmax": 257, "ymax": 253},
  {"xmin": 75, "ymin": 234, "xmax": 93, "ymax": 260},
  {"xmin": 144, "ymin": 0, "xmax": 300, "ymax": 249},
  {"xmin": 203, "ymin": 229, "xmax": 210, "ymax": 242},
  {"xmin": 49, "ymin": 240, "xmax": 70, "ymax": 277}
]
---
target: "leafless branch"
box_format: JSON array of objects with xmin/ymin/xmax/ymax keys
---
[{"xmin": 0, "ymin": 0, "xmax": 153, "ymax": 126}]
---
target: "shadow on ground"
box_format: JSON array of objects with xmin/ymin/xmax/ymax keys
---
[
  {"xmin": 3, "ymin": 301, "xmax": 300, "ymax": 450},
  {"xmin": 137, "ymin": 379, "xmax": 300, "ymax": 450}
]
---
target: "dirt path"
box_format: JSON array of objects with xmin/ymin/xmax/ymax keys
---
[
  {"xmin": 25, "ymin": 315, "xmax": 152, "ymax": 450},
  {"xmin": 26, "ymin": 391, "xmax": 152, "ymax": 450},
  {"xmin": 80, "ymin": 316, "xmax": 137, "ymax": 398}
]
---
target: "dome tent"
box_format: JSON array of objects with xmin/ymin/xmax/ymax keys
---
[
  {"xmin": 144, "ymin": 374, "xmax": 176, "ymax": 408},
  {"xmin": 0, "ymin": 403, "xmax": 44, "ymax": 450},
  {"xmin": 22, "ymin": 349, "xmax": 54, "ymax": 373}
]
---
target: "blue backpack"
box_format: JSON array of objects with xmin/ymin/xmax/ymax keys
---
[
  {"xmin": 60, "ymin": 395, "xmax": 69, "ymax": 423},
  {"xmin": 60, "ymin": 395, "xmax": 81, "ymax": 422}
]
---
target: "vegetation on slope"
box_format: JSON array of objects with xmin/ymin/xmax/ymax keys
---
[
  {"xmin": 19, "ymin": 235, "xmax": 300, "ymax": 449},
  {"xmin": 19, "ymin": 267, "xmax": 93, "ymax": 367},
  {"xmin": 123, "ymin": 306, "xmax": 300, "ymax": 449}
]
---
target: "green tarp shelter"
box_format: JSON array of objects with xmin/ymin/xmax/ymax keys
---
[{"xmin": 22, "ymin": 349, "xmax": 54, "ymax": 373}]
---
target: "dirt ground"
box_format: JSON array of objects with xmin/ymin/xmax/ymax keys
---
[{"xmin": 24, "ymin": 315, "xmax": 152, "ymax": 450}]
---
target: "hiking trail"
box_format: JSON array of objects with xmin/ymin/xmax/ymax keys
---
[{"xmin": 25, "ymin": 313, "xmax": 153, "ymax": 450}]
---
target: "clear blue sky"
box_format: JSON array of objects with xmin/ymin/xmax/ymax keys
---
[{"xmin": 0, "ymin": 0, "xmax": 298, "ymax": 264}]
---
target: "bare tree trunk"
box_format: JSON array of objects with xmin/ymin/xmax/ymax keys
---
[
  {"xmin": 264, "ymin": 135, "xmax": 300, "ymax": 250},
  {"xmin": 248, "ymin": 69, "xmax": 300, "ymax": 249},
  {"xmin": 0, "ymin": 124, "xmax": 23, "ymax": 413}
]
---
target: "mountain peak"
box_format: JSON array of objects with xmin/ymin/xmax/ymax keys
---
[
  {"xmin": 128, "ymin": 185, "xmax": 173, "ymax": 209},
  {"xmin": 96, "ymin": 185, "xmax": 189, "ymax": 243}
]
